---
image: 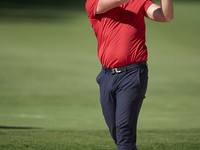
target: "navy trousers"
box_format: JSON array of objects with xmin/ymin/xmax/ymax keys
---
[{"xmin": 96, "ymin": 65, "xmax": 148, "ymax": 150}]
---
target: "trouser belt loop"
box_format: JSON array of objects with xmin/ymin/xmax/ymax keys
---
[{"xmin": 125, "ymin": 65, "xmax": 127, "ymax": 72}]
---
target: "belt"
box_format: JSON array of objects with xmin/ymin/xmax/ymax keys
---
[{"xmin": 102, "ymin": 61, "xmax": 147, "ymax": 74}]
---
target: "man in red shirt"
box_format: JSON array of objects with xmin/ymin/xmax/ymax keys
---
[{"xmin": 85, "ymin": 0, "xmax": 173, "ymax": 149}]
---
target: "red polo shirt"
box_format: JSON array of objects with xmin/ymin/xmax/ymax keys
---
[{"xmin": 86, "ymin": 0, "xmax": 154, "ymax": 68}]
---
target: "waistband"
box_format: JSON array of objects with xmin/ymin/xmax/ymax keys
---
[{"xmin": 102, "ymin": 61, "xmax": 147, "ymax": 74}]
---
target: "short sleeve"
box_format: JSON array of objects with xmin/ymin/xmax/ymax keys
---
[
  {"xmin": 85, "ymin": 0, "xmax": 99, "ymax": 18},
  {"xmin": 144, "ymin": 0, "xmax": 155, "ymax": 12}
]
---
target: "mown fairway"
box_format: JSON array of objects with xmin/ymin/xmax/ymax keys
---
[{"xmin": 0, "ymin": 2, "xmax": 200, "ymax": 150}]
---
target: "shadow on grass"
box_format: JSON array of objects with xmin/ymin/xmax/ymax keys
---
[
  {"xmin": 0, "ymin": 126, "xmax": 42, "ymax": 129},
  {"xmin": 0, "ymin": 1, "xmax": 87, "ymax": 23},
  {"xmin": 0, "ymin": 7, "xmax": 86, "ymax": 23}
]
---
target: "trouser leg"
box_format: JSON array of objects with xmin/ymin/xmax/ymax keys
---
[
  {"xmin": 115, "ymin": 89, "xmax": 144, "ymax": 150},
  {"xmin": 97, "ymin": 71, "xmax": 118, "ymax": 142}
]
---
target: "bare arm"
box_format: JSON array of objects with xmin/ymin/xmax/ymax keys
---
[
  {"xmin": 146, "ymin": 0, "xmax": 174, "ymax": 22},
  {"xmin": 96, "ymin": 0, "xmax": 130, "ymax": 15}
]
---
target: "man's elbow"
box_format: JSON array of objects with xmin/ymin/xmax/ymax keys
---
[
  {"xmin": 164, "ymin": 14, "xmax": 174, "ymax": 22},
  {"xmin": 168, "ymin": 14, "xmax": 174, "ymax": 22}
]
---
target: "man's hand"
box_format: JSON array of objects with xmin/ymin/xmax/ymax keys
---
[
  {"xmin": 96, "ymin": 0, "xmax": 130, "ymax": 15},
  {"xmin": 146, "ymin": 0, "xmax": 174, "ymax": 22}
]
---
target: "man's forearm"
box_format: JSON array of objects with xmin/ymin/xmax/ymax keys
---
[
  {"xmin": 96, "ymin": 0, "xmax": 130, "ymax": 15},
  {"xmin": 161, "ymin": 0, "xmax": 174, "ymax": 22}
]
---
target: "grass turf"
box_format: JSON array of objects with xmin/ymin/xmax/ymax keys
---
[
  {"xmin": 0, "ymin": 129, "xmax": 199, "ymax": 150},
  {"xmin": 0, "ymin": 1, "xmax": 200, "ymax": 150}
]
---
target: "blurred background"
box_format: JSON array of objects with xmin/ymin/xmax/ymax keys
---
[{"xmin": 0, "ymin": 0, "xmax": 199, "ymax": 132}]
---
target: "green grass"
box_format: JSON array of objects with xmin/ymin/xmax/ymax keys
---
[
  {"xmin": 0, "ymin": 2, "xmax": 200, "ymax": 150},
  {"xmin": 0, "ymin": 129, "xmax": 199, "ymax": 150}
]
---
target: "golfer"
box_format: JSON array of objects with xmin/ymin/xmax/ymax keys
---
[{"xmin": 85, "ymin": 0, "xmax": 173, "ymax": 149}]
